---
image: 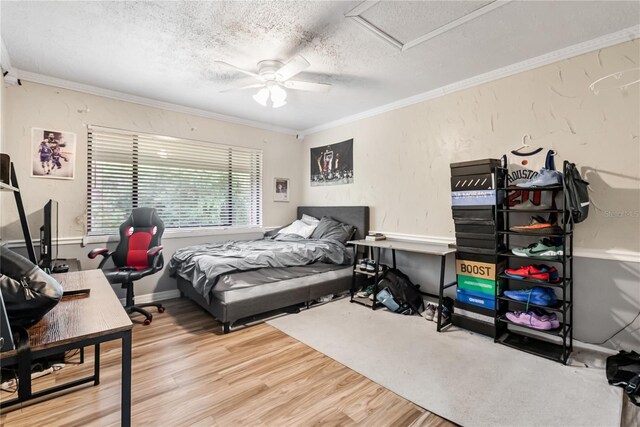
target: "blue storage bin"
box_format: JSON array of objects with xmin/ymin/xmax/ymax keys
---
[{"xmin": 456, "ymin": 288, "xmax": 496, "ymax": 310}]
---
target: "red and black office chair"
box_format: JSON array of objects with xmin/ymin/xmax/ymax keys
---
[{"xmin": 88, "ymin": 207, "xmax": 165, "ymax": 325}]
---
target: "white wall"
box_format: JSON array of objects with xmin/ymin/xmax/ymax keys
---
[
  {"xmin": 1, "ymin": 81, "xmax": 302, "ymax": 298},
  {"xmin": 302, "ymin": 40, "xmax": 640, "ymax": 254},
  {"xmin": 2, "ymin": 81, "xmax": 301, "ymax": 240},
  {"xmin": 301, "ymin": 40, "xmax": 640, "ymax": 350}
]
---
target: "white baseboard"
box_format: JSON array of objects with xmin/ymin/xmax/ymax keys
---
[
  {"xmin": 572, "ymin": 339, "xmax": 618, "ymax": 356},
  {"xmin": 119, "ymin": 289, "xmax": 181, "ymax": 305}
]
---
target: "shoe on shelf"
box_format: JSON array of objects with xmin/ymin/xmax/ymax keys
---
[
  {"xmin": 531, "ymin": 308, "xmax": 561, "ymax": 329},
  {"xmin": 509, "ymin": 215, "xmax": 562, "ymax": 234},
  {"xmin": 357, "ymin": 259, "xmax": 379, "ymax": 273},
  {"xmin": 356, "ymin": 284, "xmax": 375, "ymax": 298},
  {"xmin": 516, "ymin": 168, "xmax": 563, "ymax": 188},
  {"xmin": 505, "ymin": 311, "xmax": 556, "ymax": 330},
  {"xmin": 511, "ymin": 199, "xmax": 552, "ymax": 210},
  {"xmin": 511, "ymin": 239, "xmax": 563, "ymax": 259},
  {"xmin": 422, "ymin": 303, "xmax": 436, "ymax": 321},
  {"xmin": 503, "ymin": 286, "xmax": 557, "ymax": 306},
  {"xmin": 504, "ymin": 264, "xmax": 559, "ymax": 282},
  {"xmin": 366, "ymin": 259, "xmax": 378, "ymax": 272}
]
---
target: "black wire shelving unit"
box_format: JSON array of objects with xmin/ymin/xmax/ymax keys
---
[{"xmin": 494, "ymin": 161, "xmax": 574, "ymax": 364}]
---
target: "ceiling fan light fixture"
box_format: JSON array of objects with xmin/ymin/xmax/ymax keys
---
[
  {"xmin": 270, "ymin": 85, "xmax": 287, "ymax": 104},
  {"xmin": 253, "ymin": 87, "xmax": 269, "ymax": 106},
  {"xmin": 253, "ymin": 84, "xmax": 287, "ymax": 108}
]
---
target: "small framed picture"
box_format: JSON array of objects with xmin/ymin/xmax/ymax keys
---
[
  {"xmin": 274, "ymin": 178, "xmax": 290, "ymax": 202},
  {"xmin": 31, "ymin": 128, "xmax": 76, "ymax": 180}
]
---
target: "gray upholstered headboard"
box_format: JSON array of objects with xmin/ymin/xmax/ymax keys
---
[{"xmin": 297, "ymin": 206, "xmax": 370, "ymax": 241}]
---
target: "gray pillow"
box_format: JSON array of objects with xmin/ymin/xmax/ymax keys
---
[{"xmin": 310, "ymin": 216, "xmax": 355, "ymax": 244}]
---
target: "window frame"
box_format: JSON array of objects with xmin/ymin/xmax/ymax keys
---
[{"xmin": 86, "ymin": 126, "xmax": 263, "ymax": 236}]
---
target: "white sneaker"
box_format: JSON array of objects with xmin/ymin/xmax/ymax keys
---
[{"xmin": 422, "ymin": 303, "xmax": 436, "ymax": 321}]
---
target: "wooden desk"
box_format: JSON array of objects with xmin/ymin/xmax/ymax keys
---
[
  {"xmin": 347, "ymin": 239, "xmax": 455, "ymax": 309},
  {"xmin": 0, "ymin": 270, "xmax": 133, "ymax": 426}
]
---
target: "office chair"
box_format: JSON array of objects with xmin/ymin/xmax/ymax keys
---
[{"xmin": 88, "ymin": 207, "xmax": 165, "ymax": 325}]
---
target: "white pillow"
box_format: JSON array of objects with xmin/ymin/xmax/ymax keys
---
[
  {"xmin": 277, "ymin": 219, "xmax": 318, "ymax": 238},
  {"xmin": 301, "ymin": 214, "xmax": 320, "ymax": 225}
]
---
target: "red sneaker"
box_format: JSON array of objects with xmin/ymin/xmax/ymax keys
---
[{"xmin": 504, "ymin": 265, "xmax": 550, "ymax": 281}]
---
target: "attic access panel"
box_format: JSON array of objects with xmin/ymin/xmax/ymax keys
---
[{"xmin": 347, "ymin": 0, "xmax": 507, "ymax": 51}]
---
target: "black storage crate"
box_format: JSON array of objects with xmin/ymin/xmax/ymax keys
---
[
  {"xmin": 455, "ymin": 222, "xmax": 498, "ymax": 235},
  {"xmin": 455, "ymin": 233, "xmax": 501, "ymax": 251},
  {"xmin": 452, "ymin": 206, "xmax": 496, "ymax": 223},
  {"xmin": 450, "ymin": 158, "xmax": 502, "ymax": 176},
  {"xmin": 451, "ymin": 173, "xmax": 496, "ymax": 191}
]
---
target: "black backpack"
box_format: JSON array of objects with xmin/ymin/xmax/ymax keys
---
[
  {"xmin": 564, "ymin": 161, "xmax": 590, "ymax": 224},
  {"xmin": 0, "ymin": 246, "xmax": 63, "ymax": 329},
  {"xmin": 377, "ymin": 268, "xmax": 423, "ymax": 314},
  {"xmin": 606, "ymin": 350, "xmax": 640, "ymax": 406}
]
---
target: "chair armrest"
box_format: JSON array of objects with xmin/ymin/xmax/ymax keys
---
[
  {"xmin": 88, "ymin": 248, "xmax": 114, "ymax": 270},
  {"xmin": 147, "ymin": 246, "xmax": 164, "ymax": 270},
  {"xmin": 88, "ymin": 248, "xmax": 111, "ymax": 259},
  {"xmin": 147, "ymin": 246, "xmax": 163, "ymax": 257}
]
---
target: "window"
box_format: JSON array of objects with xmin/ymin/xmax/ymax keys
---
[{"xmin": 87, "ymin": 126, "xmax": 262, "ymax": 235}]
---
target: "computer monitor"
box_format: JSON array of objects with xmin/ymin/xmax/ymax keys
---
[{"xmin": 39, "ymin": 199, "xmax": 58, "ymax": 270}]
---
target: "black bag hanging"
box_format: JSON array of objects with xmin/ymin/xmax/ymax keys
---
[
  {"xmin": 564, "ymin": 162, "xmax": 590, "ymax": 224},
  {"xmin": 376, "ymin": 268, "xmax": 423, "ymax": 314},
  {"xmin": 0, "ymin": 246, "xmax": 63, "ymax": 329},
  {"xmin": 606, "ymin": 350, "xmax": 640, "ymax": 406}
]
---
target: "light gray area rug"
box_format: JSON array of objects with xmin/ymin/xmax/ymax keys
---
[{"xmin": 268, "ymin": 299, "xmax": 622, "ymax": 427}]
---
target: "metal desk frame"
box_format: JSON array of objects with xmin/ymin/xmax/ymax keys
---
[{"xmin": 347, "ymin": 239, "xmax": 455, "ymax": 317}]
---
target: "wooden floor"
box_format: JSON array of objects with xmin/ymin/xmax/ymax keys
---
[{"xmin": 1, "ymin": 298, "xmax": 454, "ymax": 426}]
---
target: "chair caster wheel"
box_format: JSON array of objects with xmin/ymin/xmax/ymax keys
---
[
  {"xmin": 143, "ymin": 319, "xmax": 151, "ymax": 325},
  {"xmin": 158, "ymin": 307, "xmax": 165, "ymax": 313}
]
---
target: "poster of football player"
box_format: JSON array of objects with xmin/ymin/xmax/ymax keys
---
[
  {"xmin": 31, "ymin": 128, "xmax": 76, "ymax": 179},
  {"xmin": 310, "ymin": 139, "xmax": 354, "ymax": 186}
]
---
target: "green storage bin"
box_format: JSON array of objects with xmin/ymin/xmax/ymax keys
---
[{"xmin": 457, "ymin": 274, "xmax": 500, "ymax": 296}]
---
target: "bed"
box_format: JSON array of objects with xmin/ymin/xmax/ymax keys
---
[{"xmin": 171, "ymin": 206, "xmax": 369, "ymax": 333}]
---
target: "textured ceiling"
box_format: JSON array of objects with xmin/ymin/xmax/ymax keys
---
[{"xmin": 1, "ymin": 1, "xmax": 639, "ymax": 132}]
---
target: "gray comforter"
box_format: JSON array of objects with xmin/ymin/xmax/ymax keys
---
[{"xmin": 168, "ymin": 235, "xmax": 352, "ymax": 300}]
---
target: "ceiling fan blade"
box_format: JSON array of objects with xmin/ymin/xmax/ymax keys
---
[
  {"xmin": 275, "ymin": 55, "xmax": 310, "ymax": 81},
  {"xmin": 214, "ymin": 61, "xmax": 262, "ymax": 80},
  {"xmin": 283, "ymin": 80, "xmax": 332, "ymax": 93},
  {"xmin": 220, "ymin": 83, "xmax": 265, "ymax": 93}
]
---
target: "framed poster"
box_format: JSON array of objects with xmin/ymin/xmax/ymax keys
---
[
  {"xmin": 274, "ymin": 177, "xmax": 290, "ymax": 202},
  {"xmin": 310, "ymin": 138, "xmax": 353, "ymax": 186},
  {"xmin": 31, "ymin": 128, "xmax": 76, "ymax": 179}
]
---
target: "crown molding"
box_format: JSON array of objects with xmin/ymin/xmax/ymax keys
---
[
  {"xmin": 13, "ymin": 69, "xmax": 299, "ymax": 135},
  {"xmin": 0, "ymin": 36, "xmax": 12, "ymax": 71},
  {"xmin": 301, "ymin": 26, "xmax": 640, "ymax": 136}
]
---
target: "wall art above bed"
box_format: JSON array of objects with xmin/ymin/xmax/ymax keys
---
[{"xmin": 310, "ymin": 138, "xmax": 354, "ymax": 186}]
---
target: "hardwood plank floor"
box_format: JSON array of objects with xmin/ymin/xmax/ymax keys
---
[{"xmin": 1, "ymin": 298, "xmax": 455, "ymax": 426}]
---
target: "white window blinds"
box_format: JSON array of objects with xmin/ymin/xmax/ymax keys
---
[{"xmin": 87, "ymin": 126, "xmax": 262, "ymax": 235}]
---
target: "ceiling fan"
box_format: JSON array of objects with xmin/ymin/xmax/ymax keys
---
[{"xmin": 216, "ymin": 55, "xmax": 331, "ymax": 108}]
